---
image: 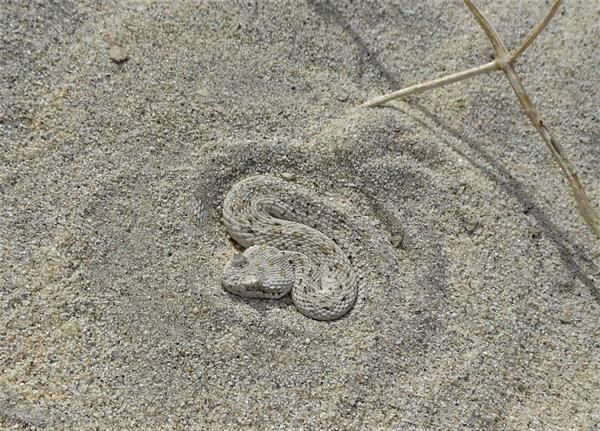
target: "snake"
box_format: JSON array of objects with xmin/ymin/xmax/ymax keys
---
[{"xmin": 221, "ymin": 174, "xmax": 359, "ymax": 320}]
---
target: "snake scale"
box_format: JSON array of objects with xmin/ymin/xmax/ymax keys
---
[{"xmin": 222, "ymin": 174, "xmax": 361, "ymax": 320}]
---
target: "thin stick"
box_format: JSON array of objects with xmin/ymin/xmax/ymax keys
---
[
  {"xmin": 506, "ymin": 70, "xmax": 600, "ymax": 237},
  {"xmin": 511, "ymin": 0, "xmax": 562, "ymax": 62},
  {"xmin": 463, "ymin": 0, "xmax": 508, "ymax": 61},
  {"xmin": 464, "ymin": 0, "xmax": 600, "ymax": 237},
  {"xmin": 361, "ymin": 61, "xmax": 498, "ymax": 107}
]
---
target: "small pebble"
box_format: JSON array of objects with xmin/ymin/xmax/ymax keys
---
[{"xmin": 109, "ymin": 45, "xmax": 129, "ymax": 63}]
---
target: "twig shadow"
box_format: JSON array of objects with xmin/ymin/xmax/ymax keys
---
[{"xmin": 392, "ymin": 101, "xmax": 598, "ymax": 302}]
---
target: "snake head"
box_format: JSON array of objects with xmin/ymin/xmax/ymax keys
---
[{"xmin": 222, "ymin": 245, "xmax": 294, "ymax": 299}]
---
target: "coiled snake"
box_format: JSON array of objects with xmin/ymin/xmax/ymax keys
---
[{"xmin": 222, "ymin": 175, "xmax": 359, "ymax": 320}]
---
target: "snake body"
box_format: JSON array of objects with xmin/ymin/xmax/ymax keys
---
[{"xmin": 222, "ymin": 175, "xmax": 358, "ymax": 320}]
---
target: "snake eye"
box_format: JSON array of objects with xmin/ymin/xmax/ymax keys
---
[{"xmin": 232, "ymin": 253, "xmax": 248, "ymax": 268}]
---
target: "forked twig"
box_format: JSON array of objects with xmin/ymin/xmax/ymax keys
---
[
  {"xmin": 362, "ymin": 0, "xmax": 600, "ymax": 238},
  {"xmin": 464, "ymin": 0, "xmax": 600, "ymax": 238},
  {"xmin": 362, "ymin": 1, "xmax": 558, "ymax": 108}
]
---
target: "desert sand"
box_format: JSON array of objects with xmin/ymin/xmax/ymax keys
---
[{"xmin": 1, "ymin": 0, "xmax": 599, "ymax": 429}]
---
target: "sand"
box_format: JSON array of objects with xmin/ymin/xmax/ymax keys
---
[{"xmin": 1, "ymin": 0, "xmax": 599, "ymax": 429}]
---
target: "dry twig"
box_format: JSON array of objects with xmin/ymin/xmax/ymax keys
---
[{"xmin": 362, "ymin": 0, "xmax": 600, "ymax": 238}]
